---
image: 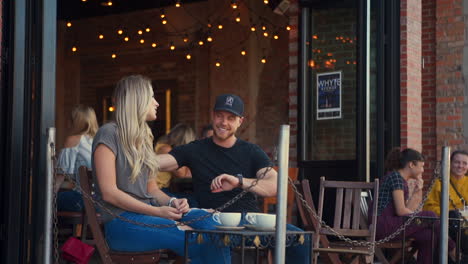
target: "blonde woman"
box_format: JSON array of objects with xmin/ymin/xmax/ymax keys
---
[
  {"xmin": 92, "ymin": 75, "xmax": 229, "ymax": 263},
  {"xmin": 56, "ymin": 105, "xmax": 98, "ymax": 212}
]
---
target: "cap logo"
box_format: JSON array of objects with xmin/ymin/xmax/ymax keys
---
[{"xmin": 225, "ymin": 96, "xmax": 234, "ymax": 107}]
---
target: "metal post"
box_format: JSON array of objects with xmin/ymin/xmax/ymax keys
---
[
  {"xmin": 43, "ymin": 128, "xmax": 55, "ymax": 264},
  {"xmin": 275, "ymin": 125, "xmax": 290, "ymax": 264},
  {"xmin": 440, "ymin": 146, "xmax": 451, "ymax": 264}
]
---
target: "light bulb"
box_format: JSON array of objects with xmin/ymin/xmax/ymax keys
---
[
  {"xmin": 66, "ymin": 22, "xmax": 72, "ymax": 27},
  {"xmin": 235, "ymin": 13, "xmax": 241, "ymax": 23},
  {"xmin": 186, "ymin": 54, "xmax": 192, "ymax": 60},
  {"xmin": 146, "ymin": 27, "xmax": 151, "ymax": 32},
  {"xmin": 286, "ymin": 25, "xmax": 291, "ymax": 31},
  {"xmin": 140, "ymin": 39, "xmax": 145, "ymax": 44},
  {"xmin": 273, "ymin": 33, "xmax": 279, "ymax": 40},
  {"xmin": 207, "ymin": 36, "xmax": 213, "ymax": 42},
  {"xmin": 215, "ymin": 61, "xmax": 221, "ymax": 67},
  {"xmin": 261, "ymin": 57, "xmax": 266, "ymax": 64},
  {"xmin": 124, "ymin": 36, "xmax": 129, "ymax": 42},
  {"xmin": 117, "ymin": 29, "xmax": 123, "ymax": 35},
  {"xmin": 263, "ymin": 32, "xmax": 269, "ymax": 37},
  {"xmin": 108, "ymin": 106, "xmax": 115, "ymax": 112},
  {"xmin": 111, "ymin": 54, "xmax": 117, "ymax": 59},
  {"xmin": 241, "ymin": 50, "xmax": 246, "ymax": 56},
  {"xmin": 218, "ymin": 24, "xmax": 223, "ymax": 30},
  {"xmin": 138, "ymin": 30, "xmax": 143, "ymax": 35},
  {"xmin": 198, "ymin": 40, "xmax": 204, "ymax": 46},
  {"xmin": 183, "ymin": 36, "xmax": 189, "ymax": 42},
  {"xmin": 162, "ymin": 19, "xmax": 167, "ymax": 25},
  {"xmin": 175, "ymin": 0, "xmax": 181, "ymax": 7},
  {"xmin": 107, "ymin": 1, "xmax": 113, "ymax": 6},
  {"xmin": 98, "ymin": 34, "xmax": 104, "ymax": 39},
  {"xmin": 264, "ymin": 0, "xmax": 269, "ymax": 4},
  {"xmin": 152, "ymin": 43, "xmax": 157, "ymax": 48},
  {"xmin": 250, "ymin": 26, "xmax": 256, "ymax": 32},
  {"xmin": 71, "ymin": 46, "xmax": 77, "ymax": 52},
  {"xmin": 170, "ymin": 43, "xmax": 175, "ymax": 50}
]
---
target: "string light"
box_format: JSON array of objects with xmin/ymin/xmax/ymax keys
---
[
  {"xmin": 81, "ymin": 0, "xmax": 87, "ymax": 2},
  {"xmin": 207, "ymin": 35, "xmax": 213, "ymax": 42},
  {"xmin": 264, "ymin": 0, "xmax": 269, "ymax": 4},
  {"xmin": 124, "ymin": 36, "xmax": 129, "ymax": 42},
  {"xmin": 66, "ymin": 22, "xmax": 72, "ymax": 27},
  {"xmin": 104, "ymin": 1, "xmax": 112, "ymax": 6},
  {"xmin": 117, "ymin": 29, "xmax": 123, "ymax": 35},
  {"xmin": 71, "ymin": 46, "xmax": 77, "ymax": 52},
  {"xmin": 98, "ymin": 34, "xmax": 104, "ymax": 39},
  {"xmin": 140, "ymin": 39, "xmax": 145, "ymax": 44},
  {"xmin": 250, "ymin": 25, "xmax": 256, "ymax": 32},
  {"xmin": 218, "ymin": 24, "xmax": 223, "ymax": 30},
  {"xmin": 261, "ymin": 57, "xmax": 267, "ymax": 64},
  {"xmin": 286, "ymin": 25, "xmax": 291, "ymax": 31},
  {"xmin": 108, "ymin": 106, "xmax": 115, "ymax": 112},
  {"xmin": 175, "ymin": 0, "xmax": 181, "ymax": 7},
  {"xmin": 138, "ymin": 30, "xmax": 143, "ymax": 35},
  {"xmin": 215, "ymin": 60, "xmax": 221, "ymax": 67},
  {"xmin": 198, "ymin": 40, "xmax": 204, "ymax": 46},
  {"xmin": 152, "ymin": 43, "xmax": 157, "ymax": 48},
  {"xmin": 235, "ymin": 13, "xmax": 241, "ymax": 23},
  {"xmin": 183, "ymin": 35, "xmax": 189, "ymax": 42},
  {"xmin": 162, "ymin": 18, "xmax": 168, "ymax": 25},
  {"xmin": 241, "ymin": 49, "xmax": 246, "ymax": 56},
  {"xmin": 261, "ymin": 25, "xmax": 266, "ymax": 31},
  {"xmin": 263, "ymin": 32, "xmax": 269, "ymax": 37},
  {"xmin": 273, "ymin": 33, "xmax": 279, "ymax": 39},
  {"xmin": 145, "ymin": 27, "xmax": 151, "ymax": 32},
  {"xmin": 160, "ymin": 9, "xmax": 166, "ymax": 19},
  {"xmin": 111, "ymin": 53, "xmax": 117, "ymax": 59},
  {"xmin": 186, "ymin": 54, "xmax": 192, "ymax": 60},
  {"xmin": 231, "ymin": 0, "xmax": 238, "ymax": 9},
  {"xmin": 170, "ymin": 42, "xmax": 175, "ymax": 50}
]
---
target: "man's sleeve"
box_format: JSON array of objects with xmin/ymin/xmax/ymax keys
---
[
  {"xmin": 168, "ymin": 143, "xmax": 191, "ymax": 168},
  {"xmin": 251, "ymin": 144, "xmax": 274, "ymax": 174}
]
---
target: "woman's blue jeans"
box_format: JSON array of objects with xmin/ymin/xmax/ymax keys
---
[
  {"xmin": 105, "ymin": 209, "xmax": 231, "ymax": 264},
  {"xmin": 57, "ymin": 190, "xmax": 83, "ymax": 212}
]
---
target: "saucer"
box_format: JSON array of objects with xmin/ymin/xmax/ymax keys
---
[
  {"xmin": 215, "ymin": 225, "xmax": 245, "ymax": 231},
  {"xmin": 244, "ymin": 224, "xmax": 275, "ymax": 232}
]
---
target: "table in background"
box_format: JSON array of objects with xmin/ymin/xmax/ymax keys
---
[{"xmin": 183, "ymin": 229, "xmax": 313, "ymax": 264}]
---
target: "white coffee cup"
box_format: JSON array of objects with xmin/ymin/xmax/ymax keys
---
[
  {"xmin": 214, "ymin": 212, "xmax": 241, "ymax": 227},
  {"xmin": 246, "ymin": 213, "xmax": 276, "ymax": 229}
]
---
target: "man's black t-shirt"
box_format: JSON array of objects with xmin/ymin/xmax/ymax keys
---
[{"xmin": 169, "ymin": 137, "xmax": 273, "ymax": 212}]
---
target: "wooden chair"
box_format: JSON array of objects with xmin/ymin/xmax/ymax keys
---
[
  {"xmin": 261, "ymin": 167, "xmax": 298, "ymax": 223},
  {"xmin": 294, "ymin": 179, "xmax": 342, "ymax": 264},
  {"xmin": 359, "ymin": 190, "xmax": 417, "ymax": 264},
  {"xmin": 79, "ymin": 166, "xmax": 166, "ymax": 264},
  {"xmin": 312, "ymin": 176, "xmax": 379, "ymax": 264}
]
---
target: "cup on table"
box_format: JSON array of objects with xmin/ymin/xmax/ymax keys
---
[
  {"xmin": 462, "ymin": 206, "xmax": 468, "ymax": 218},
  {"xmin": 245, "ymin": 213, "xmax": 276, "ymax": 229},
  {"xmin": 214, "ymin": 212, "xmax": 242, "ymax": 227}
]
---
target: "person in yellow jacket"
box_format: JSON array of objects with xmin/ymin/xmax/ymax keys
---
[
  {"xmin": 424, "ymin": 150, "xmax": 468, "ymax": 215},
  {"xmin": 424, "ymin": 150, "xmax": 468, "ymax": 261}
]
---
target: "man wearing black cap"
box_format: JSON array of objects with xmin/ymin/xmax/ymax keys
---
[
  {"xmin": 158, "ymin": 94, "xmax": 310, "ymax": 263},
  {"xmin": 159, "ymin": 94, "xmax": 277, "ymax": 212}
]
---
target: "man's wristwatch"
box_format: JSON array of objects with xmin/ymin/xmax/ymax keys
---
[{"xmin": 235, "ymin": 174, "xmax": 244, "ymax": 187}]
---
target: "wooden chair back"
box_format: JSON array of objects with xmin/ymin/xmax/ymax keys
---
[
  {"xmin": 313, "ymin": 176, "xmax": 379, "ymax": 264},
  {"xmin": 294, "ymin": 179, "xmax": 342, "ymax": 264},
  {"xmin": 261, "ymin": 167, "xmax": 298, "ymax": 223},
  {"xmin": 79, "ymin": 166, "xmax": 163, "ymax": 264}
]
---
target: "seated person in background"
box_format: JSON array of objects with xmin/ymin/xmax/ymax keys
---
[
  {"xmin": 92, "ymin": 75, "xmax": 229, "ymax": 263},
  {"xmin": 56, "ymin": 104, "xmax": 98, "ymax": 212},
  {"xmin": 199, "ymin": 124, "xmax": 213, "ymax": 139},
  {"xmin": 376, "ymin": 148, "xmax": 456, "ymax": 264},
  {"xmin": 424, "ymin": 150, "xmax": 468, "ymax": 257},
  {"xmin": 155, "ymin": 123, "xmax": 197, "ymax": 207},
  {"xmin": 158, "ymin": 94, "xmax": 310, "ymax": 263}
]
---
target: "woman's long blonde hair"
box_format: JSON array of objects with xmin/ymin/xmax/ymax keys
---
[
  {"xmin": 114, "ymin": 75, "xmax": 159, "ymax": 182},
  {"xmin": 70, "ymin": 105, "xmax": 99, "ymax": 137}
]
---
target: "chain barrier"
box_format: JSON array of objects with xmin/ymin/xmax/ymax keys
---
[
  {"xmin": 53, "ymin": 153, "xmax": 271, "ymax": 229},
  {"xmin": 289, "ymin": 164, "xmax": 443, "ymax": 251}
]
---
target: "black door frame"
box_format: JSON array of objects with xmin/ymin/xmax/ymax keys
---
[
  {"xmin": 297, "ymin": 0, "xmax": 400, "ymax": 181},
  {"xmin": 0, "ymin": 0, "xmax": 56, "ymax": 262}
]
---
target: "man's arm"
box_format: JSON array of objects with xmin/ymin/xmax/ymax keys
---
[
  {"xmin": 210, "ymin": 167, "xmax": 277, "ymax": 197},
  {"xmin": 157, "ymin": 154, "xmax": 180, "ymax": 172}
]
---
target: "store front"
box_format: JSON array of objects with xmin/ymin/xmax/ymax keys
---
[{"xmin": 296, "ymin": 0, "xmax": 401, "ymax": 215}]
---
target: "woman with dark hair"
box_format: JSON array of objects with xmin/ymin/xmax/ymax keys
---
[{"xmin": 376, "ymin": 147, "xmax": 456, "ymax": 264}]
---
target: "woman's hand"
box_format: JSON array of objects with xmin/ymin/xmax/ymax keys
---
[
  {"xmin": 155, "ymin": 206, "xmax": 183, "ymax": 220},
  {"xmin": 172, "ymin": 198, "xmax": 190, "ymax": 213}
]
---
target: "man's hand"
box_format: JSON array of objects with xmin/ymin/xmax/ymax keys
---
[
  {"xmin": 172, "ymin": 198, "xmax": 190, "ymax": 213},
  {"xmin": 210, "ymin": 174, "xmax": 240, "ymax": 193}
]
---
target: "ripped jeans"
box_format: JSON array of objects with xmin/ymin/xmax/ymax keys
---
[{"xmin": 105, "ymin": 208, "xmax": 231, "ymax": 264}]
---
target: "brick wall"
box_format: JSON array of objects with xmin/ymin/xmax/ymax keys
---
[
  {"xmin": 422, "ymin": 0, "xmax": 437, "ymax": 179},
  {"xmin": 288, "ymin": 0, "xmax": 299, "ymax": 166},
  {"xmin": 400, "ymin": 0, "xmax": 422, "ymax": 151},
  {"xmin": 435, "ymin": 0, "xmax": 466, "ymax": 157}
]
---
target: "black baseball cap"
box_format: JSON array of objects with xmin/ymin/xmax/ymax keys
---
[{"xmin": 213, "ymin": 94, "xmax": 244, "ymax": 117}]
